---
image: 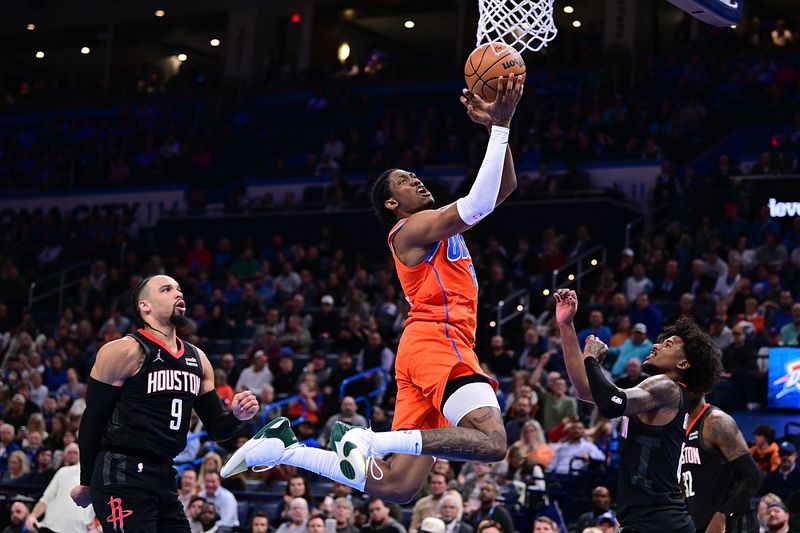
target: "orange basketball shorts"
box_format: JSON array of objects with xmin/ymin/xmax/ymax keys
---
[{"xmin": 391, "ymin": 321, "xmax": 497, "ymax": 431}]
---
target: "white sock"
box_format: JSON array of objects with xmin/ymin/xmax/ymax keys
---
[
  {"xmin": 281, "ymin": 446, "xmax": 366, "ymax": 491},
  {"xmin": 372, "ymin": 429, "xmax": 422, "ymax": 456}
]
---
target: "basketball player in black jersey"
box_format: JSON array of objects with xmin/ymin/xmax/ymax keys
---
[
  {"xmin": 681, "ymin": 392, "xmax": 761, "ymax": 532},
  {"xmin": 555, "ymin": 289, "xmax": 722, "ymax": 533},
  {"xmin": 70, "ymin": 275, "xmax": 259, "ymax": 532}
]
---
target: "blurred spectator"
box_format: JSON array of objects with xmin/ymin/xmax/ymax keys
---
[
  {"xmin": 509, "ymin": 419, "xmax": 553, "ymax": 470},
  {"xmin": 332, "ymin": 497, "xmax": 358, "ymax": 533},
  {"xmin": 464, "ymin": 483, "xmax": 513, "ymax": 533},
  {"xmin": 608, "ymin": 323, "xmax": 653, "ymax": 378},
  {"xmin": 200, "ymin": 501, "xmax": 220, "ymax": 533},
  {"xmin": 186, "ymin": 495, "xmax": 206, "ymax": 533},
  {"xmin": 2, "ymin": 450, "xmax": 29, "ymax": 483},
  {"xmin": 319, "ymin": 396, "xmax": 367, "ymax": 448},
  {"xmin": 537, "ymin": 377, "xmax": 578, "ymax": 433},
  {"xmin": 623, "ymin": 265, "xmax": 653, "ymax": 302},
  {"xmin": 281, "ymin": 316, "xmax": 313, "ymax": 354},
  {"xmin": 614, "ymin": 358, "xmax": 647, "ymax": 389},
  {"xmin": 199, "ymin": 471, "xmax": 239, "ymax": 529},
  {"xmin": 504, "ymin": 396, "xmax": 534, "ymax": 446},
  {"xmin": 577, "ymin": 311, "xmax": 612, "ymax": 351},
  {"xmin": 409, "ymin": 473, "xmax": 455, "ymax": 533},
  {"xmin": 236, "ymin": 350, "xmax": 274, "ymax": 392},
  {"xmin": 762, "ymin": 501, "xmax": 792, "ymax": 533},
  {"xmin": 23, "ymin": 443, "xmax": 96, "ymax": 532},
  {"xmin": 709, "ymin": 316, "xmax": 734, "ymax": 350},
  {"xmin": 485, "ymin": 336, "xmax": 516, "ymax": 378},
  {"xmin": 771, "ymin": 20, "xmax": 795, "ymax": 47},
  {"xmin": 751, "ymin": 424, "xmax": 780, "ymax": 474},
  {"xmin": 250, "ymin": 511, "xmax": 270, "ymax": 533},
  {"xmin": 361, "ymin": 498, "xmax": 406, "ymax": 533},
  {"xmin": 574, "ymin": 486, "xmax": 612, "ymax": 533},
  {"xmin": 531, "ymin": 518, "xmax": 558, "ymax": 533},
  {"xmin": 548, "ymin": 421, "xmax": 605, "ymax": 474},
  {"xmin": 760, "ymin": 442, "xmax": 800, "ymax": 501},
  {"xmin": 436, "ymin": 493, "xmax": 471, "ymax": 533},
  {"xmin": 21, "ymin": 447, "xmax": 54, "ymax": 486},
  {"xmin": 628, "ymin": 294, "xmax": 664, "ymax": 339},
  {"xmin": 780, "ymin": 304, "xmax": 800, "ymax": 346},
  {"xmin": 178, "ymin": 469, "xmax": 200, "ymax": 509},
  {"xmin": 2, "ymin": 501, "xmax": 30, "ymax": 533}
]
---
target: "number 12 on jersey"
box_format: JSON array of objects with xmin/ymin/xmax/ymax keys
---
[{"xmin": 170, "ymin": 398, "xmax": 182, "ymax": 430}]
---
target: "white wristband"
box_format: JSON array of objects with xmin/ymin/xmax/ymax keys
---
[{"xmin": 456, "ymin": 125, "xmax": 509, "ymax": 225}]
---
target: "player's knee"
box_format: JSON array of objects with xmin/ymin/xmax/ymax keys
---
[{"xmin": 485, "ymin": 434, "xmax": 507, "ymax": 462}]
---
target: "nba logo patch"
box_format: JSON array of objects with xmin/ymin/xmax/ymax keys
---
[{"xmin": 137, "ymin": 463, "xmax": 143, "ymax": 473}]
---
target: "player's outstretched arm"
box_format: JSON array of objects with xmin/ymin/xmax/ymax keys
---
[
  {"xmin": 194, "ymin": 348, "xmax": 259, "ymax": 442},
  {"xmin": 460, "ymin": 74, "xmax": 524, "ymax": 207},
  {"xmin": 396, "ymin": 75, "xmax": 522, "ymax": 249},
  {"xmin": 554, "ymin": 289, "xmax": 594, "ymax": 402},
  {"xmin": 702, "ymin": 410, "xmax": 762, "ymax": 532},
  {"xmin": 73, "ymin": 337, "xmax": 143, "ymax": 507}
]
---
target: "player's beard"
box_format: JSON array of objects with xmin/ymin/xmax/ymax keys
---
[{"xmin": 170, "ymin": 312, "xmax": 188, "ymax": 327}]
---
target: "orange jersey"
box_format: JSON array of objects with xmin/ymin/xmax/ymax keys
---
[{"xmin": 388, "ymin": 219, "xmax": 479, "ymax": 346}]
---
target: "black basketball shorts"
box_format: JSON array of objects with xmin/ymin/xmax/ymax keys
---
[{"xmin": 91, "ymin": 451, "xmax": 190, "ymax": 533}]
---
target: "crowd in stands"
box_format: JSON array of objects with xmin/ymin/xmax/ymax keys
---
[
  {"xmin": 1, "ymin": 11, "xmax": 800, "ymax": 533},
  {"xmin": 1, "ymin": 15, "xmax": 799, "ymax": 196},
  {"xmin": 2, "ymin": 170, "xmax": 800, "ymax": 530}
]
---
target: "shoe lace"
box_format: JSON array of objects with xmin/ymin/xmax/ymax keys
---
[
  {"xmin": 365, "ymin": 428, "xmax": 384, "ymax": 481},
  {"xmin": 366, "ymin": 455, "xmax": 384, "ymax": 481}
]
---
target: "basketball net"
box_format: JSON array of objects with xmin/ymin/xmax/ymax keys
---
[{"xmin": 476, "ymin": 0, "xmax": 557, "ymax": 53}]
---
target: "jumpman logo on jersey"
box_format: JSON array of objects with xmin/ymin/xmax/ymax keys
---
[{"xmin": 153, "ymin": 349, "xmax": 164, "ymax": 363}]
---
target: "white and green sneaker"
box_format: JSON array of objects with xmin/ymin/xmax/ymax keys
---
[
  {"xmin": 329, "ymin": 421, "xmax": 374, "ymax": 484},
  {"xmin": 221, "ymin": 417, "xmax": 299, "ymax": 478}
]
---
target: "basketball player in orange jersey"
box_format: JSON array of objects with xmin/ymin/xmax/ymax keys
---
[{"xmin": 222, "ymin": 74, "xmax": 523, "ymax": 503}]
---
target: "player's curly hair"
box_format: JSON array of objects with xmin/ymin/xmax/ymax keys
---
[
  {"xmin": 370, "ymin": 168, "xmax": 399, "ymax": 228},
  {"xmin": 658, "ymin": 318, "xmax": 722, "ymax": 396}
]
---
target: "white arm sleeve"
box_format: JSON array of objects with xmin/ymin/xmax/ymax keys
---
[{"xmin": 455, "ymin": 125, "xmax": 509, "ymax": 225}]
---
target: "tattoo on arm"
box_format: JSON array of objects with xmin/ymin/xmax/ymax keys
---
[
  {"xmin": 419, "ymin": 407, "xmax": 506, "ymax": 461},
  {"xmin": 623, "ymin": 375, "xmax": 680, "ymax": 416},
  {"xmin": 704, "ymin": 411, "xmax": 750, "ymax": 461}
]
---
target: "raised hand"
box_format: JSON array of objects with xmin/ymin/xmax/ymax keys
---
[
  {"xmin": 583, "ymin": 335, "xmax": 608, "ymax": 365},
  {"xmin": 554, "ymin": 289, "xmax": 578, "ymax": 325},
  {"xmin": 460, "ymin": 72, "xmax": 525, "ymax": 129}
]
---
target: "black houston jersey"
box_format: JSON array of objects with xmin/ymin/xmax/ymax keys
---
[
  {"xmin": 616, "ymin": 381, "xmax": 691, "ymax": 521},
  {"xmin": 101, "ymin": 329, "xmax": 204, "ymax": 462},
  {"xmin": 681, "ymin": 404, "xmax": 740, "ymax": 530}
]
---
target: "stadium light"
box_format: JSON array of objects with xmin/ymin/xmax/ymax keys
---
[
  {"xmin": 338, "ymin": 42, "xmax": 350, "ymax": 63},
  {"xmin": 35, "ymin": 51, "xmax": 45, "ymax": 59},
  {"xmin": 516, "ymin": 304, "xmax": 524, "ymax": 311},
  {"xmin": 81, "ymin": 47, "xmax": 90, "ymax": 55},
  {"xmin": 563, "ymin": 6, "xmax": 574, "ymax": 13},
  {"xmin": 155, "ymin": 9, "xmax": 165, "ymax": 17},
  {"xmin": 177, "ymin": 53, "xmax": 187, "ymax": 62},
  {"xmin": 572, "ymin": 20, "xmax": 582, "ymax": 28},
  {"xmin": 26, "ymin": 23, "xmax": 36, "ymax": 31},
  {"xmin": 210, "ymin": 38, "xmax": 221, "ymax": 47},
  {"xmin": 404, "ymin": 20, "xmax": 415, "ymax": 29},
  {"xmin": 290, "ymin": 11, "xmax": 302, "ymax": 24},
  {"xmin": 489, "ymin": 321, "xmax": 496, "ymax": 328},
  {"xmin": 567, "ymin": 274, "xmax": 575, "ymax": 281},
  {"xmin": 542, "ymin": 289, "xmax": 550, "ymax": 296},
  {"xmin": 590, "ymin": 259, "xmax": 598, "ymax": 266}
]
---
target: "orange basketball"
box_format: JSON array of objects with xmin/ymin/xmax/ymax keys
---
[{"xmin": 464, "ymin": 42, "xmax": 526, "ymax": 102}]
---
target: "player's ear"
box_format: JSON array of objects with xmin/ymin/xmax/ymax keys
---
[
  {"xmin": 384, "ymin": 197, "xmax": 398, "ymax": 211},
  {"xmin": 676, "ymin": 359, "xmax": 691, "ymax": 371}
]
